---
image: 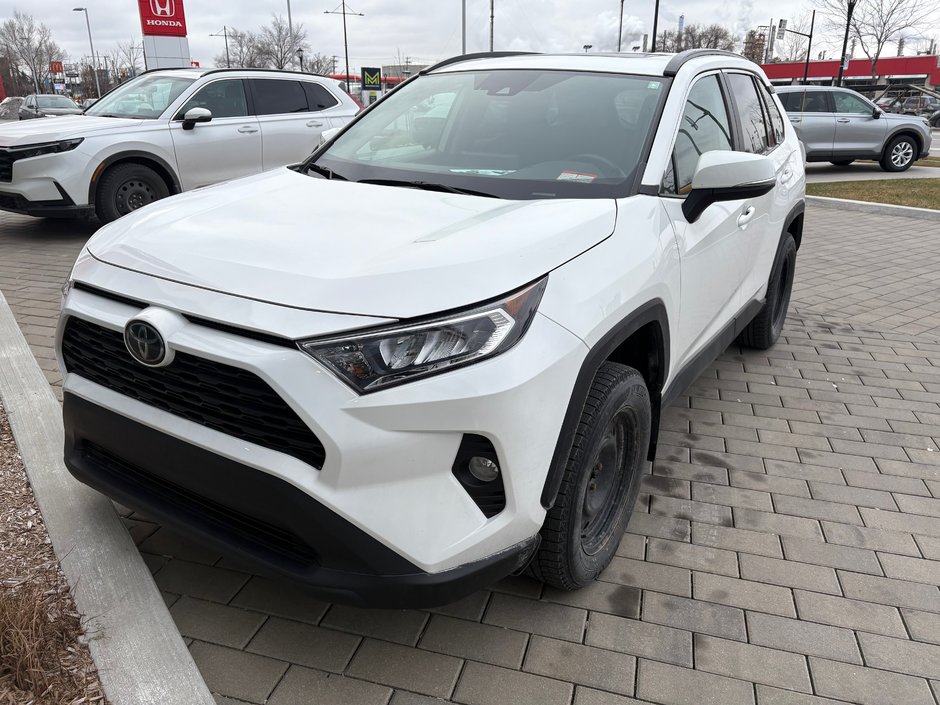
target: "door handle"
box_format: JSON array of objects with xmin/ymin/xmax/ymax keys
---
[
  {"xmin": 306, "ymin": 120, "xmax": 324, "ymax": 128},
  {"xmin": 237, "ymin": 126, "xmax": 258, "ymax": 133},
  {"xmin": 836, "ymin": 118, "xmax": 851, "ymax": 123},
  {"xmin": 737, "ymin": 206, "xmax": 757, "ymax": 228}
]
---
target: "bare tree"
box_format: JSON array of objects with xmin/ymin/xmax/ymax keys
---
[
  {"xmin": 213, "ymin": 29, "xmax": 266, "ymax": 68},
  {"xmin": 821, "ymin": 0, "xmax": 937, "ymax": 78},
  {"xmin": 304, "ymin": 52, "xmax": 335, "ymax": 75},
  {"xmin": 257, "ymin": 14, "xmax": 309, "ymax": 69},
  {"xmin": 777, "ymin": 13, "xmax": 811, "ymax": 61},
  {"xmin": 117, "ymin": 40, "xmax": 144, "ymax": 75},
  {"xmin": 657, "ymin": 24, "xmax": 737, "ymax": 53},
  {"xmin": 0, "ymin": 11, "xmax": 64, "ymax": 94}
]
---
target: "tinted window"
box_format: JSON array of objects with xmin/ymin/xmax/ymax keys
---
[
  {"xmin": 670, "ymin": 74, "xmax": 734, "ymax": 194},
  {"xmin": 727, "ymin": 73, "xmax": 769, "ymax": 154},
  {"xmin": 833, "ymin": 91, "xmax": 872, "ymax": 114},
  {"xmin": 251, "ymin": 79, "xmax": 307, "ymax": 115},
  {"xmin": 302, "ymin": 82, "xmax": 339, "ymax": 111},
  {"xmin": 756, "ymin": 83, "xmax": 786, "ymax": 147},
  {"xmin": 177, "ymin": 79, "xmax": 248, "ymax": 119},
  {"xmin": 782, "ymin": 91, "xmax": 830, "ymax": 113}
]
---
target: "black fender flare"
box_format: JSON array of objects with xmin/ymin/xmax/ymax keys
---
[
  {"xmin": 540, "ymin": 299, "xmax": 670, "ymax": 509},
  {"xmin": 88, "ymin": 151, "xmax": 182, "ymax": 207}
]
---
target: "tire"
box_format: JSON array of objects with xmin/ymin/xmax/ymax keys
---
[
  {"xmin": 738, "ymin": 233, "xmax": 797, "ymax": 350},
  {"xmin": 880, "ymin": 134, "xmax": 917, "ymax": 172},
  {"xmin": 829, "ymin": 160, "xmax": 854, "ymax": 166},
  {"xmin": 531, "ymin": 362, "xmax": 650, "ymax": 590},
  {"xmin": 95, "ymin": 163, "xmax": 169, "ymax": 224}
]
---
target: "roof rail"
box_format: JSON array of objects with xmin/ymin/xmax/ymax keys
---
[
  {"xmin": 201, "ymin": 67, "xmax": 325, "ymax": 77},
  {"xmin": 423, "ymin": 51, "xmax": 540, "ymax": 74},
  {"xmin": 663, "ymin": 49, "xmax": 743, "ymax": 77}
]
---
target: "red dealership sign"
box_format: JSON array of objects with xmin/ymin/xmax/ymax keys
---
[{"xmin": 138, "ymin": 0, "xmax": 187, "ymax": 37}]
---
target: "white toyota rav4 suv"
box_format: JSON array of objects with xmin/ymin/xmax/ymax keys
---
[
  {"xmin": 0, "ymin": 68, "xmax": 358, "ymax": 223},
  {"xmin": 58, "ymin": 50, "xmax": 805, "ymax": 607}
]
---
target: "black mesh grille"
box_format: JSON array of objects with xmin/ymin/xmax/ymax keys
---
[
  {"xmin": 82, "ymin": 441, "xmax": 319, "ymax": 568},
  {"xmin": 0, "ymin": 150, "xmax": 20, "ymax": 182},
  {"xmin": 62, "ymin": 317, "xmax": 326, "ymax": 468}
]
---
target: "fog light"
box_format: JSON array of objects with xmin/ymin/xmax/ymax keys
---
[{"xmin": 468, "ymin": 456, "xmax": 500, "ymax": 482}]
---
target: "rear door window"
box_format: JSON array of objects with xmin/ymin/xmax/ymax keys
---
[
  {"xmin": 726, "ymin": 72, "xmax": 770, "ymax": 154},
  {"xmin": 755, "ymin": 82, "xmax": 786, "ymax": 147},
  {"xmin": 833, "ymin": 92, "xmax": 872, "ymax": 114},
  {"xmin": 250, "ymin": 79, "xmax": 308, "ymax": 115}
]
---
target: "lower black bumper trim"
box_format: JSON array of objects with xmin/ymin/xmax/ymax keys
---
[{"xmin": 63, "ymin": 391, "xmax": 536, "ymax": 607}]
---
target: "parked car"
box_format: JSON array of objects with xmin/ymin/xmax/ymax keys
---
[
  {"xmin": 0, "ymin": 96, "xmax": 24, "ymax": 120},
  {"xmin": 776, "ymin": 85, "xmax": 932, "ymax": 171},
  {"xmin": 58, "ymin": 49, "xmax": 805, "ymax": 607},
  {"xmin": 19, "ymin": 94, "xmax": 83, "ymax": 119},
  {"xmin": 929, "ymin": 109, "xmax": 940, "ymax": 128},
  {"xmin": 899, "ymin": 95, "xmax": 940, "ymax": 116},
  {"xmin": 80, "ymin": 98, "xmax": 98, "ymax": 109},
  {"xmin": 0, "ymin": 68, "xmax": 359, "ymax": 222}
]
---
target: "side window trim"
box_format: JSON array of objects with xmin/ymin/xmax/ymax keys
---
[
  {"xmin": 722, "ymin": 70, "xmax": 774, "ymax": 155},
  {"xmin": 753, "ymin": 77, "xmax": 784, "ymax": 154}
]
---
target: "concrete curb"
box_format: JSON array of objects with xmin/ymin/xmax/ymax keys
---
[
  {"xmin": 806, "ymin": 195, "xmax": 940, "ymax": 221},
  {"xmin": 0, "ymin": 290, "xmax": 214, "ymax": 705}
]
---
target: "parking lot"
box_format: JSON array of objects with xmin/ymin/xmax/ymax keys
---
[{"xmin": 0, "ymin": 203, "xmax": 939, "ymax": 705}]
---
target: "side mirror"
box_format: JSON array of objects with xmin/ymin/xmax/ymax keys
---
[
  {"xmin": 318, "ymin": 126, "xmax": 341, "ymax": 146},
  {"xmin": 872, "ymin": 107, "xmax": 882, "ymax": 119},
  {"xmin": 181, "ymin": 107, "xmax": 212, "ymax": 131},
  {"xmin": 682, "ymin": 151, "xmax": 777, "ymax": 224}
]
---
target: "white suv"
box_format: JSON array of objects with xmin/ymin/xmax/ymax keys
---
[
  {"xmin": 0, "ymin": 68, "xmax": 359, "ymax": 222},
  {"xmin": 58, "ymin": 50, "xmax": 805, "ymax": 607}
]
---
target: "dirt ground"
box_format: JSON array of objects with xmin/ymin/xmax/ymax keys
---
[{"xmin": 0, "ymin": 401, "xmax": 106, "ymax": 704}]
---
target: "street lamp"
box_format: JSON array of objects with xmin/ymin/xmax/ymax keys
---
[
  {"xmin": 296, "ymin": 48, "xmax": 305, "ymax": 72},
  {"xmin": 210, "ymin": 27, "xmax": 231, "ymax": 68},
  {"xmin": 583, "ymin": 44, "xmax": 593, "ymax": 52},
  {"xmin": 73, "ymin": 7, "xmax": 101, "ymax": 98},
  {"xmin": 836, "ymin": 0, "xmax": 859, "ymax": 86},
  {"xmin": 778, "ymin": 11, "xmax": 816, "ymax": 84},
  {"xmin": 618, "ymin": 0, "xmax": 625, "ymax": 52}
]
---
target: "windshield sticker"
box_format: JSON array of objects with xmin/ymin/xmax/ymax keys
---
[
  {"xmin": 649, "ymin": 81, "xmax": 661, "ymax": 90},
  {"xmin": 557, "ymin": 171, "xmax": 598, "ymax": 183},
  {"xmin": 449, "ymin": 169, "xmax": 516, "ymax": 176}
]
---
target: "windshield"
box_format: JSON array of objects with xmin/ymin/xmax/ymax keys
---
[
  {"xmin": 85, "ymin": 75, "xmax": 196, "ymax": 119},
  {"xmin": 37, "ymin": 95, "xmax": 80, "ymax": 109},
  {"xmin": 312, "ymin": 69, "xmax": 665, "ymax": 199}
]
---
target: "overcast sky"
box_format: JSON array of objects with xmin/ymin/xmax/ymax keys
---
[{"xmin": 2, "ymin": 0, "xmax": 853, "ymax": 70}]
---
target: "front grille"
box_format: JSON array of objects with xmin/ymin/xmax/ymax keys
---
[
  {"xmin": 82, "ymin": 441, "xmax": 319, "ymax": 568},
  {"xmin": 62, "ymin": 317, "xmax": 326, "ymax": 468},
  {"xmin": 0, "ymin": 151, "xmax": 14, "ymax": 182}
]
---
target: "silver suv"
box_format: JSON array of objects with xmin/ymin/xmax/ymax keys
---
[{"xmin": 777, "ymin": 85, "xmax": 932, "ymax": 172}]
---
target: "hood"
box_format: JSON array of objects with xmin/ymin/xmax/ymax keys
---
[
  {"xmin": 882, "ymin": 111, "xmax": 929, "ymax": 127},
  {"xmin": 87, "ymin": 169, "xmax": 618, "ymax": 319},
  {"xmin": 0, "ymin": 115, "xmax": 145, "ymax": 147}
]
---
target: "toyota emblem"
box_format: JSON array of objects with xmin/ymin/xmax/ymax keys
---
[{"xmin": 124, "ymin": 320, "xmax": 167, "ymax": 366}]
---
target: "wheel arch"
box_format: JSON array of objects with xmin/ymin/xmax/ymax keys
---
[
  {"xmin": 540, "ymin": 300, "xmax": 669, "ymax": 509},
  {"xmin": 885, "ymin": 129, "xmax": 923, "ymax": 156},
  {"xmin": 88, "ymin": 151, "xmax": 181, "ymax": 208},
  {"xmin": 784, "ymin": 200, "xmax": 805, "ymax": 251}
]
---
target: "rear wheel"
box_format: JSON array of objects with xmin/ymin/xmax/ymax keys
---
[
  {"xmin": 829, "ymin": 159, "xmax": 854, "ymax": 166},
  {"xmin": 95, "ymin": 163, "xmax": 169, "ymax": 224},
  {"xmin": 532, "ymin": 362, "xmax": 650, "ymax": 590},
  {"xmin": 880, "ymin": 135, "xmax": 917, "ymax": 172},
  {"xmin": 738, "ymin": 233, "xmax": 797, "ymax": 350}
]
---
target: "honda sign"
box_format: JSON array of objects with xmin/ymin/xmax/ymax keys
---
[{"xmin": 138, "ymin": 0, "xmax": 187, "ymax": 37}]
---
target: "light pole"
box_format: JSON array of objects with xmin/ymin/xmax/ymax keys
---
[
  {"xmin": 210, "ymin": 27, "xmax": 231, "ymax": 68},
  {"xmin": 73, "ymin": 7, "xmax": 101, "ymax": 98},
  {"xmin": 651, "ymin": 0, "xmax": 660, "ymax": 52},
  {"xmin": 325, "ymin": 2, "xmax": 364, "ymax": 94},
  {"xmin": 836, "ymin": 0, "xmax": 858, "ymax": 86},
  {"xmin": 778, "ymin": 12, "xmax": 816, "ymax": 84},
  {"xmin": 583, "ymin": 44, "xmax": 593, "ymax": 53},
  {"xmin": 462, "ymin": 0, "xmax": 467, "ymax": 54},
  {"xmin": 490, "ymin": 0, "xmax": 495, "ymax": 51},
  {"xmin": 296, "ymin": 48, "xmax": 305, "ymax": 72},
  {"xmin": 618, "ymin": 0, "xmax": 625, "ymax": 52},
  {"xmin": 287, "ymin": 0, "xmax": 294, "ymax": 68}
]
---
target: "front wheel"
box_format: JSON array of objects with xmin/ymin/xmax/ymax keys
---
[
  {"xmin": 880, "ymin": 135, "xmax": 917, "ymax": 172},
  {"xmin": 95, "ymin": 163, "xmax": 169, "ymax": 224},
  {"xmin": 532, "ymin": 362, "xmax": 650, "ymax": 590},
  {"xmin": 738, "ymin": 233, "xmax": 797, "ymax": 350}
]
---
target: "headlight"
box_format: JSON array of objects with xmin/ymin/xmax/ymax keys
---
[
  {"xmin": 7, "ymin": 138, "xmax": 84, "ymax": 160},
  {"xmin": 301, "ymin": 279, "xmax": 547, "ymax": 393}
]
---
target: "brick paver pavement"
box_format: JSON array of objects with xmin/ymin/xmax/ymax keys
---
[{"xmin": 3, "ymin": 205, "xmax": 940, "ymax": 705}]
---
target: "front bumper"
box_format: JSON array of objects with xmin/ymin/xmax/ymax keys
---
[
  {"xmin": 58, "ymin": 277, "xmax": 586, "ymax": 603},
  {"xmin": 64, "ymin": 392, "xmax": 539, "ymax": 607},
  {"xmin": 0, "ymin": 189, "xmax": 92, "ymax": 218}
]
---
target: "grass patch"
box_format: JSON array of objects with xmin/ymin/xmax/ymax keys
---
[
  {"xmin": 914, "ymin": 156, "xmax": 940, "ymax": 168},
  {"xmin": 807, "ymin": 178, "xmax": 940, "ymax": 210}
]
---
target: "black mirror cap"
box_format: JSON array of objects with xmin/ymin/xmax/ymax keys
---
[
  {"xmin": 682, "ymin": 178, "xmax": 777, "ymax": 224},
  {"xmin": 873, "ymin": 107, "xmax": 882, "ymax": 119}
]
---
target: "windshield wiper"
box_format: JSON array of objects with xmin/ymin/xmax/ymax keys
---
[
  {"xmin": 305, "ymin": 163, "xmax": 347, "ymax": 181},
  {"xmin": 356, "ymin": 179, "xmax": 499, "ymax": 198}
]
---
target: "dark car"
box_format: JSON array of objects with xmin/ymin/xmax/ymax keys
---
[
  {"xmin": 19, "ymin": 94, "xmax": 84, "ymax": 120},
  {"xmin": 899, "ymin": 95, "xmax": 940, "ymax": 116}
]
